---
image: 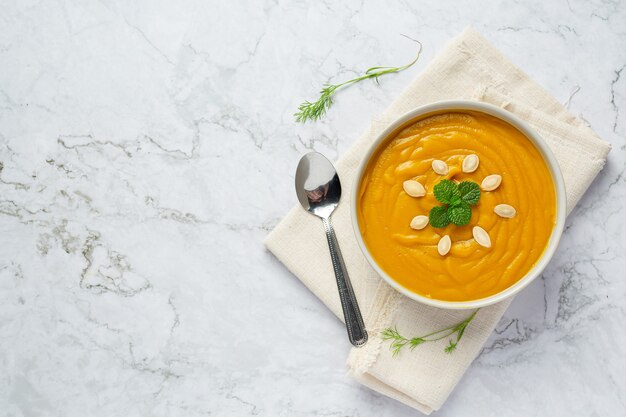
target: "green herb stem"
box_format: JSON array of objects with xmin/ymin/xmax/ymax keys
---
[
  {"xmin": 381, "ymin": 309, "xmax": 479, "ymax": 356},
  {"xmin": 294, "ymin": 40, "xmax": 422, "ymax": 123}
]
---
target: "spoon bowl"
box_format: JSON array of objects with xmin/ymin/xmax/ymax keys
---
[{"xmin": 295, "ymin": 152, "xmax": 341, "ymax": 218}]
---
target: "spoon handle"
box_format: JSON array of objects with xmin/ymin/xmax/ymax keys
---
[{"xmin": 322, "ymin": 216, "xmax": 368, "ymax": 347}]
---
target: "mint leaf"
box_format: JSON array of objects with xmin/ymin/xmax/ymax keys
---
[
  {"xmin": 429, "ymin": 206, "xmax": 450, "ymax": 228},
  {"xmin": 458, "ymin": 181, "xmax": 480, "ymax": 206},
  {"xmin": 448, "ymin": 201, "xmax": 471, "ymax": 226},
  {"xmin": 426, "ymin": 180, "xmax": 480, "ymax": 229},
  {"xmin": 449, "ymin": 194, "xmax": 462, "ymax": 207},
  {"xmin": 433, "ymin": 179, "xmax": 459, "ymax": 204}
]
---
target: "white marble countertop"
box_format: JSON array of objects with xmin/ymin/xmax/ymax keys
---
[{"xmin": 1, "ymin": 0, "xmax": 625, "ymax": 415}]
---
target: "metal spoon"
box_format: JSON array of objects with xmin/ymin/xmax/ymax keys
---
[{"xmin": 295, "ymin": 152, "xmax": 368, "ymax": 347}]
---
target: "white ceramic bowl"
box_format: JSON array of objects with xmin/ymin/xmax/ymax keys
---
[{"xmin": 351, "ymin": 100, "xmax": 566, "ymax": 309}]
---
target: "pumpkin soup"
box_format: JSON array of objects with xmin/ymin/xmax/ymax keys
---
[{"xmin": 356, "ymin": 111, "xmax": 556, "ymax": 301}]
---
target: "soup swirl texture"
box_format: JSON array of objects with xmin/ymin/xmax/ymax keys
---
[{"xmin": 357, "ymin": 111, "xmax": 556, "ymax": 301}]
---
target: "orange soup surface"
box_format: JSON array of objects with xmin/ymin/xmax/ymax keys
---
[{"xmin": 357, "ymin": 111, "xmax": 556, "ymax": 301}]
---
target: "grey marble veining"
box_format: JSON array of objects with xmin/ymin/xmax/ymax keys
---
[{"xmin": 1, "ymin": 0, "xmax": 625, "ymax": 415}]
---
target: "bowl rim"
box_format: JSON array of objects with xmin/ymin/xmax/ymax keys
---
[{"xmin": 350, "ymin": 100, "xmax": 567, "ymax": 309}]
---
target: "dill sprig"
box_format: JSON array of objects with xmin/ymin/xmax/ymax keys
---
[
  {"xmin": 294, "ymin": 39, "xmax": 422, "ymax": 123},
  {"xmin": 381, "ymin": 309, "xmax": 479, "ymax": 356}
]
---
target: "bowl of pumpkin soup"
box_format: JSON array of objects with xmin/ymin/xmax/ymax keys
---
[{"xmin": 351, "ymin": 100, "xmax": 566, "ymax": 309}]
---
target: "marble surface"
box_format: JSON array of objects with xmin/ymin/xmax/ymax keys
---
[{"xmin": 1, "ymin": 0, "xmax": 625, "ymax": 415}]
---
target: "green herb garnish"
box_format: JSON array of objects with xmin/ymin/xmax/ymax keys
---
[
  {"xmin": 294, "ymin": 40, "xmax": 422, "ymax": 123},
  {"xmin": 381, "ymin": 309, "xmax": 479, "ymax": 356},
  {"xmin": 429, "ymin": 179, "xmax": 480, "ymax": 228}
]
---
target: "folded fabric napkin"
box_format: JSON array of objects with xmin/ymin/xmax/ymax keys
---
[{"xmin": 265, "ymin": 27, "xmax": 610, "ymax": 414}]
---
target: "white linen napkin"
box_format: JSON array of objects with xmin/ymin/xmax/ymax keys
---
[{"xmin": 265, "ymin": 27, "xmax": 610, "ymax": 414}]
